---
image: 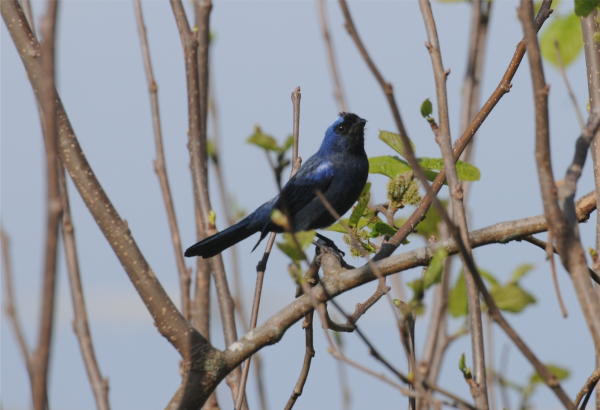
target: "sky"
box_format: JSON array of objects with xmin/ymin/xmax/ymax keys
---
[{"xmin": 1, "ymin": 1, "xmax": 599, "ymax": 410}]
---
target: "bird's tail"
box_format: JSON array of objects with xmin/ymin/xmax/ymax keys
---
[{"xmin": 184, "ymin": 218, "xmax": 257, "ymax": 259}]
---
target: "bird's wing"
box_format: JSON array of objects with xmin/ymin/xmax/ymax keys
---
[{"xmin": 275, "ymin": 155, "xmax": 334, "ymax": 217}]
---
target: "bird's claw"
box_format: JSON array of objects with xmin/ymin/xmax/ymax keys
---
[{"xmin": 314, "ymin": 233, "xmax": 354, "ymax": 269}]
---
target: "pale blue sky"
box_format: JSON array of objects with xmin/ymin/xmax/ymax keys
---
[{"xmin": 2, "ymin": 1, "xmax": 598, "ymax": 409}]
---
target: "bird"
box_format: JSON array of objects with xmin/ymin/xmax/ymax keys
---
[{"xmin": 185, "ymin": 112, "xmax": 369, "ymax": 259}]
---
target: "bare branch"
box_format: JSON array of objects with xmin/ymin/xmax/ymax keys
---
[
  {"xmin": 553, "ymin": 40, "xmax": 585, "ymax": 130},
  {"xmin": 237, "ymin": 86, "xmax": 302, "ymax": 409},
  {"xmin": 235, "ymin": 232, "xmax": 276, "ymax": 410},
  {"xmin": 1, "ymin": 6, "xmax": 213, "ymax": 409},
  {"xmin": 284, "ymin": 312, "xmax": 315, "ymax": 410},
  {"xmin": 223, "ymin": 190, "xmax": 597, "ymax": 407},
  {"xmin": 338, "ymin": 0, "xmax": 408, "ymax": 138},
  {"xmin": 1, "ymin": 229, "xmax": 33, "ymax": 380},
  {"xmin": 59, "ymin": 167, "xmax": 110, "ymax": 410},
  {"xmin": 32, "ymin": 2, "xmax": 63, "ymax": 409},
  {"xmin": 520, "ymin": 0, "xmax": 600, "ymax": 363},
  {"xmin": 574, "ymin": 368, "xmax": 600, "ymax": 408},
  {"xmin": 316, "ymin": 0, "xmax": 348, "ymax": 112},
  {"xmin": 418, "ymin": 1, "xmax": 488, "ymax": 407},
  {"xmin": 375, "ymin": 0, "xmax": 554, "ymax": 260},
  {"xmin": 170, "ymin": 0, "xmax": 242, "ymax": 405},
  {"xmin": 133, "ymin": 0, "xmax": 190, "ymax": 321},
  {"xmin": 459, "ymin": 0, "xmax": 491, "ymax": 201}
]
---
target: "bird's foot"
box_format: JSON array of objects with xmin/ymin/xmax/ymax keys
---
[{"xmin": 314, "ymin": 233, "xmax": 355, "ymax": 270}]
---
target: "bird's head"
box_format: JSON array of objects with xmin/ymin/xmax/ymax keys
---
[{"xmin": 321, "ymin": 112, "xmax": 367, "ymax": 154}]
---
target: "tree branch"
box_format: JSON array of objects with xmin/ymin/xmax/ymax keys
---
[
  {"xmin": 520, "ymin": 0, "xmax": 600, "ymax": 362},
  {"xmin": 32, "ymin": 2, "xmax": 63, "ymax": 409},
  {"xmin": 338, "ymin": 0, "xmax": 408, "ymax": 138},
  {"xmin": 218, "ymin": 193, "xmax": 595, "ymax": 406},
  {"xmin": 59, "ymin": 167, "xmax": 110, "ymax": 410},
  {"xmin": 1, "ymin": 6, "xmax": 214, "ymax": 409},
  {"xmin": 1, "ymin": 229, "xmax": 33, "ymax": 381},
  {"xmin": 284, "ymin": 312, "xmax": 315, "ymax": 410},
  {"xmin": 574, "ymin": 368, "xmax": 600, "ymax": 408},
  {"xmin": 418, "ymin": 1, "xmax": 488, "ymax": 407},
  {"xmin": 170, "ymin": 1, "xmax": 243, "ymax": 406},
  {"xmin": 133, "ymin": 0, "xmax": 191, "ymax": 321},
  {"xmin": 375, "ymin": 0, "xmax": 554, "ymax": 260},
  {"xmin": 317, "ymin": 0, "xmax": 348, "ymax": 112},
  {"xmin": 553, "ymin": 40, "xmax": 585, "ymax": 130}
]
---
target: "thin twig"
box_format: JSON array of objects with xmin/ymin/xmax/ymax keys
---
[
  {"xmin": 459, "ymin": 0, "xmax": 491, "ymax": 202},
  {"xmin": 418, "ymin": 1, "xmax": 488, "ymax": 407},
  {"xmin": 58, "ymin": 167, "xmax": 110, "ymax": 410},
  {"xmin": 133, "ymin": 0, "xmax": 190, "ymax": 321},
  {"xmin": 580, "ymin": 13, "xmax": 600, "ymax": 410},
  {"xmin": 334, "ymin": 336, "xmax": 352, "ymax": 410},
  {"xmin": 170, "ymin": 1, "xmax": 243, "ymax": 406},
  {"xmin": 520, "ymin": 0, "xmax": 600, "ymax": 364},
  {"xmin": 574, "ymin": 368, "xmax": 600, "ymax": 408},
  {"xmin": 208, "ymin": 58, "xmax": 267, "ymax": 409},
  {"xmin": 375, "ymin": 0, "xmax": 554, "ymax": 260},
  {"xmin": 545, "ymin": 230, "xmax": 569, "ymax": 317},
  {"xmin": 2, "ymin": 4, "xmax": 213, "ymax": 409},
  {"xmin": 317, "ymin": 0, "xmax": 348, "ymax": 112},
  {"xmin": 284, "ymin": 312, "xmax": 315, "ymax": 410},
  {"xmin": 234, "ymin": 232, "xmax": 276, "ymax": 410},
  {"xmin": 338, "ymin": 0, "xmax": 408, "ymax": 138},
  {"xmin": 236, "ymin": 87, "xmax": 302, "ymax": 409},
  {"xmin": 1, "ymin": 229, "xmax": 33, "ymax": 380},
  {"xmin": 553, "ymin": 39, "xmax": 585, "ymax": 130},
  {"xmin": 221, "ymin": 192, "xmax": 596, "ymax": 408},
  {"xmin": 33, "ymin": 2, "xmax": 62, "ymax": 409}
]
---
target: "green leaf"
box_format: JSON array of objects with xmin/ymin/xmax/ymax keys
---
[
  {"xmin": 448, "ymin": 272, "xmax": 468, "ymax": 317},
  {"xmin": 277, "ymin": 241, "xmax": 305, "ymax": 261},
  {"xmin": 530, "ymin": 364, "xmax": 570, "ymax": 385},
  {"xmin": 540, "ymin": 14, "xmax": 583, "ymax": 67},
  {"xmin": 247, "ymin": 127, "xmax": 280, "ymax": 152},
  {"xmin": 479, "ymin": 268, "xmax": 499, "ymax": 286},
  {"xmin": 207, "ymin": 139, "xmax": 217, "ymax": 162},
  {"xmin": 574, "ymin": 0, "xmax": 600, "ymax": 16},
  {"xmin": 324, "ymin": 221, "xmax": 348, "ymax": 233},
  {"xmin": 423, "ymin": 248, "xmax": 448, "ymax": 289},
  {"xmin": 410, "ymin": 199, "xmax": 446, "ymax": 240},
  {"xmin": 421, "ymin": 99, "xmax": 433, "ymax": 118},
  {"xmin": 458, "ymin": 353, "xmax": 467, "ymax": 373},
  {"xmin": 510, "ymin": 264, "xmax": 535, "ymax": 283},
  {"xmin": 378, "ymin": 131, "xmax": 416, "ymax": 159},
  {"xmin": 276, "ymin": 231, "xmax": 315, "ymax": 262},
  {"xmin": 417, "ymin": 157, "xmax": 481, "ymax": 181},
  {"xmin": 295, "ymin": 230, "xmax": 316, "ymax": 249},
  {"xmin": 490, "ymin": 283, "xmax": 536, "ymax": 313},
  {"xmin": 369, "ymin": 221, "xmax": 398, "ymax": 238},
  {"xmin": 349, "ymin": 183, "xmax": 371, "ymax": 227},
  {"xmin": 324, "ymin": 217, "xmax": 372, "ymax": 233},
  {"xmin": 369, "ymin": 156, "xmax": 412, "ymax": 179},
  {"xmin": 407, "ymin": 279, "xmax": 424, "ymax": 298}
]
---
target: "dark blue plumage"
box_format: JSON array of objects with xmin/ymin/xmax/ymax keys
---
[{"xmin": 185, "ymin": 112, "xmax": 369, "ymax": 259}]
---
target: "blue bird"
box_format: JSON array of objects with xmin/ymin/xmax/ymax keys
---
[{"xmin": 185, "ymin": 112, "xmax": 369, "ymax": 259}]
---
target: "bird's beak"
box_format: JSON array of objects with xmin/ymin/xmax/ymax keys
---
[{"xmin": 354, "ymin": 118, "xmax": 367, "ymax": 130}]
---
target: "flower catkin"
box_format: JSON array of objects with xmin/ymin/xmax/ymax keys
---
[
  {"xmin": 387, "ymin": 171, "xmax": 421, "ymax": 210},
  {"xmin": 343, "ymin": 227, "xmax": 375, "ymax": 258}
]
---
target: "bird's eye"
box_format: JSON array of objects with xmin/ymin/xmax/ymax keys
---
[{"xmin": 337, "ymin": 125, "xmax": 345, "ymax": 133}]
